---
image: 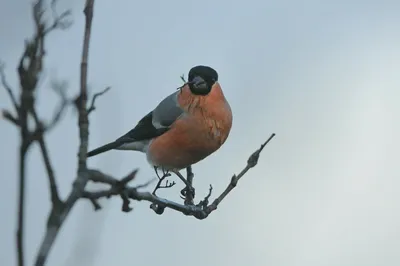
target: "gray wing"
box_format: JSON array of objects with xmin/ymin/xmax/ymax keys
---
[
  {"xmin": 87, "ymin": 90, "xmax": 185, "ymax": 157},
  {"xmin": 151, "ymin": 90, "xmax": 185, "ymax": 129},
  {"xmin": 116, "ymin": 90, "xmax": 184, "ymax": 142}
]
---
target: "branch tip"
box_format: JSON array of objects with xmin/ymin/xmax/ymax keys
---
[
  {"xmin": 87, "ymin": 86, "xmax": 111, "ymax": 114},
  {"xmin": 0, "ymin": 63, "xmax": 19, "ymax": 112},
  {"xmin": 247, "ymin": 133, "xmax": 276, "ymax": 167},
  {"xmin": 2, "ymin": 109, "xmax": 19, "ymax": 126},
  {"xmin": 118, "ymin": 169, "xmax": 139, "ymax": 186}
]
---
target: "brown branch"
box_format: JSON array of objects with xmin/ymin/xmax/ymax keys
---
[
  {"xmin": 206, "ymin": 133, "xmax": 276, "ymax": 213},
  {"xmin": 34, "ymin": 1, "xmax": 95, "ymax": 265},
  {"xmin": 87, "ymin": 86, "xmax": 111, "ymax": 114},
  {"xmin": 82, "ymin": 170, "xmax": 139, "ymax": 211},
  {"xmin": 45, "ymin": 80, "xmax": 70, "ymax": 132},
  {"xmin": 82, "ymin": 133, "xmax": 276, "ymax": 219},
  {"xmin": 9, "ymin": 1, "xmax": 72, "ymax": 265},
  {"xmin": 30, "ymin": 109, "xmax": 62, "ymax": 206},
  {"xmin": 38, "ymin": 138, "xmax": 61, "ymax": 204},
  {"xmin": 46, "ymin": 0, "xmax": 72, "ymax": 34},
  {"xmin": 17, "ymin": 141, "xmax": 29, "ymax": 266},
  {"xmin": 0, "ymin": 62, "xmax": 19, "ymax": 113},
  {"xmin": 196, "ymin": 184, "xmax": 213, "ymax": 209},
  {"xmin": 184, "ymin": 166, "xmax": 195, "ymax": 205},
  {"xmin": 2, "ymin": 110, "xmax": 19, "ymax": 126},
  {"xmin": 169, "ymin": 166, "xmax": 196, "ymax": 206},
  {"xmin": 152, "ymin": 168, "xmax": 174, "ymax": 195},
  {"xmin": 14, "ymin": 3, "xmax": 45, "ymax": 265}
]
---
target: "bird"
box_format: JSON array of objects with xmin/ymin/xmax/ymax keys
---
[{"xmin": 87, "ymin": 65, "xmax": 233, "ymax": 175}]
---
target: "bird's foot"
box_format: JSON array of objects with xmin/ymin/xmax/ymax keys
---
[
  {"xmin": 180, "ymin": 185, "xmax": 195, "ymax": 198},
  {"xmin": 180, "ymin": 185, "xmax": 195, "ymax": 206}
]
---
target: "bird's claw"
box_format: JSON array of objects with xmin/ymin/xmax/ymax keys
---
[{"xmin": 180, "ymin": 185, "xmax": 195, "ymax": 198}]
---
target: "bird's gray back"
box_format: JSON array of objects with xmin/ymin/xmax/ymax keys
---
[
  {"xmin": 113, "ymin": 90, "xmax": 185, "ymax": 152},
  {"xmin": 151, "ymin": 90, "xmax": 184, "ymax": 129}
]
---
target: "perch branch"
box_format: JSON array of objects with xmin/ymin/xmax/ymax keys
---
[
  {"xmin": 206, "ymin": 133, "xmax": 276, "ymax": 212},
  {"xmin": 184, "ymin": 166, "xmax": 195, "ymax": 205},
  {"xmin": 82, "ymin": 133, "xmax": 276, "ymax": 219}
]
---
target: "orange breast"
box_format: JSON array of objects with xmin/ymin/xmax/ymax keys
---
[{"xmin": 147, "ymin": 82, "xmax": 232, "ymax": 170}]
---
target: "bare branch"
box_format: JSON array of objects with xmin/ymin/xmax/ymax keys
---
[
  {"xmin": 39, "ymin": 139, "xmax": 61, "ymax": 204},
  {"xmin": 11, "ymin": 2, "xmax": 74, "ymax": 264},
  {"xmin": 196, "ymin": 184, "xmax": 213, "ymax": 209},
  {"xmin": 88, "ymin": 197, "xmax": 102, "ymax": 211},
  {"xmin": 171, "ymin": 169, "xmax": 194, "ymax": 194},
  {"xmin": 83, "ymin": 169, "xmax": 140, "ymax": 212},
  {"xmin": 45, "ymin": 80, "xmax": 70, "ymax": 132},
  {"xmin": 2, "ymin": 110, "xmax": 19, "ymax": 126},
  {"xmin": 87, "ymin": 86, "xmax": 111, "ymax": 114},
  {"xmin": 206, "ymin": 133, "xmax": 276, "ymax": 213},
  {"xmin": 152, "ymin": 168, "xmax": 174, "ymax": 195},
  {"xmin": 80, "ymin": 133, "xmax": 275, "ymax": 219},
  {"xmin": 87, "ymin": 169, "xmax": 120, "ymax": 185},
  {"xmin": 184, "ymin": 166, "xmax": 195, "ymax": 205},
  {"xmin": 81, "ymin": 172, "xmax": 209, "ymax": 219},
  {"xmin": 0, "ymin": 62, "xmax": 19, "ymax": 112},
  {"xmin": 17, "ymin": 142, "xmax": 29, "ymax": 266},
  {"xmin": 47, "ymin": 0, "xmax": 73, "ymax": 33},
  {"xmin": 35, "ymin": 1, "xmax": 96, "ymax": 265}
]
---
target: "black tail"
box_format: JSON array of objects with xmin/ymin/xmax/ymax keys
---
[{"xmin": 87, "ymin": 141, "xmax": 121, "ymax": 157}]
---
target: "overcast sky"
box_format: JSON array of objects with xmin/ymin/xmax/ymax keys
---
[{"xmin": 1, "ymin": 0, "xmax": 400, "ymax": 266}]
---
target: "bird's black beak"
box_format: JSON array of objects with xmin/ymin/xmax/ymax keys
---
[
  {"xmin": 188, "ymin": 76, "xmax": 210, "ymax": 95},
  {"xmin": 191, "ymin": 76, "xmax": 207, "ymax": 89}
]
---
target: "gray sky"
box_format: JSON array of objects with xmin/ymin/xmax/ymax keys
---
[{"xmin": 1, "ymin": 0, "xmax": 400, "ymax": 265}]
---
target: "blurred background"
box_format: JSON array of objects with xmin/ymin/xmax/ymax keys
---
[{"xmin": 1, "ymin": 0, "xmax": 399, "ymax": 265}]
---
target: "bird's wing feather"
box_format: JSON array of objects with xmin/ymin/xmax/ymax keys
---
[
  {"xmin": 152, "ymin": 90, "xmax": 184, "ymax": 128},
  {"xmin": 117, "ymin": 90, "xmax": 184, "ymax": 143},
  {"xmin": 87, "ymin": 91, "xmax": 185, "ymax": 157}
]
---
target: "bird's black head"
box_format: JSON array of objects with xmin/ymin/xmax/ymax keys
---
[{"xmin": 187, "ymin": 65, "xmax": 218, "ymax": 95}]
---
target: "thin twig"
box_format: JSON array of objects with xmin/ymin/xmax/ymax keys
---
[
  {"xmin": 2, "ymin": 110, "xmax": 19, "ymax": 126},
  {"xmin": 30, "ymin": 109, "xmax": 61, "ymax": 205},
  {"xmin": 206, "ymin": 133, "xmax": 276, "ymax": 213},
  {"xmin": 45, "ymin": 0, "xmax": 72, "ymax": 34},
  {"xmin": 175, "ymin": 166, "xmax": 195, "ymax": 204},
  {"xmin": 38, "ymin": 137, "xmax": 61, "ymax": 204},
  {"xmin": 0, "ymin": 63, "xmax": 19, "ymax": 112},
  {"xmin": 45, "ymin": 80, "xmax": 70, "ymax": 132},
  {"xmin": 87, "ymin": 86, "xmax": 111, "ymax": 114},
  {"xmin": 183, "ymin": 166, "xmax": 195, "ymax": 205},
  {"xmin": 83, "ymin": 169, "xmax": 140, "ymax": 211},
  {"xmin": 152, "ymin": 169, "xmax": 174, "ymax": 195},
  {"xmin": 197, "ymin": 184, "xmax": 213, "ymax": 209}
]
